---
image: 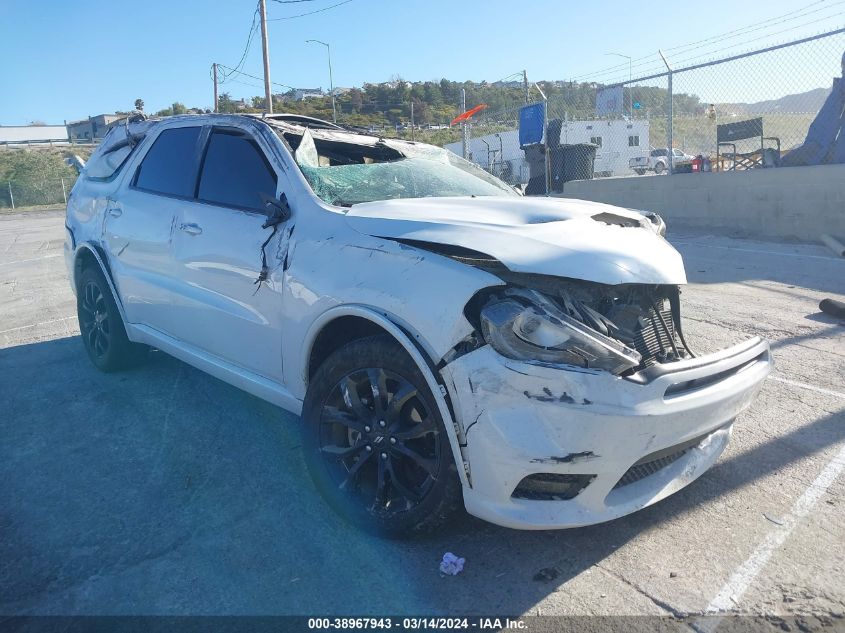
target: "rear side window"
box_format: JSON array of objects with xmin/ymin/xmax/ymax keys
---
[
  {"xmin": 198, "ymin": 129, "xmax": 277, "ymax": 211},
  {"xmin": 134, "ymin": 126, "xmax": 202, "ymax": 198}
]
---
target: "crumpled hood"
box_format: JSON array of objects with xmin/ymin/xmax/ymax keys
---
[{"xmin": 344, "ymin": 196, "xmax": 687, "ymax": 285}]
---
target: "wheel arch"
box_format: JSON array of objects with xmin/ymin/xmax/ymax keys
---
[
  {"xmin": 300, "ymin": 305, "xmax": 470, "ymax": 487},
  {"xmin": 73, "ymin": 243, "xmax": 127, "ymax": 323}
]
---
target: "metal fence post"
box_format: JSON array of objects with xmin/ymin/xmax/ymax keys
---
[
  {"xmin": 8, "ymin": 182, "xmax": 14, "ymax": 210},
  {"xmin": 658, "ymin": 50, "xmax": 674, "ymax": 175},
  {"xmin": 461, "ymin": 88, "xmax": 469, "ymax": 159},
  {"xmin": 667, "ymin": 70, "xmax": 673, "ymax": 175},
  {"xmin": 61, "ymin": 178, "xmax": 67, "ymax": 204}
]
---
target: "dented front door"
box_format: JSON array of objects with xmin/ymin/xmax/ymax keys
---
[{"xmin": 167, "ymin": 126, "xmax": 288, "ymax": 381}]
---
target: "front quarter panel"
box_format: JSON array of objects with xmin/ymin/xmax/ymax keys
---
[{"xmin": 279, "ymin": 205, "xmax": 504, "ymax": 400}]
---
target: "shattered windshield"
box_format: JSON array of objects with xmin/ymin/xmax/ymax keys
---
[{"xmin": 288, "ymin": 129, "xmax": 517, "ymax": 207}]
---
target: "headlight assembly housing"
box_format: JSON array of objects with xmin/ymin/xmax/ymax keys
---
[{"xmin": 479, "ymin": 290, "xmax": 642, "ymax": 374}]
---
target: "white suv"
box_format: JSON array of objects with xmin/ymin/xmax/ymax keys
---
[{"xmin": 65, "ymin": 114, "xmax": 771, "ymax": 534}]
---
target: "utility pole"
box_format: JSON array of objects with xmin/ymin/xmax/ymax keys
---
[
  {"xmin": 212, "ymin": 63, "xmax": 219, "ymax": 113},
  {"xmin": 258, "ymin": 0, "xmax": 273, "ymax": 114},
  {"xmin": 523, "ymin": 70, "xmax": 529, "ymax": 104}
]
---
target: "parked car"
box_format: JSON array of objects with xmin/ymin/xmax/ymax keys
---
[
  {"xmin": 65, "ymin": 114, "xmax": 771, "ymax": 534},
  {"xmin": 630, "ymin": 147, "xmax": 695, "ymax": 175}
]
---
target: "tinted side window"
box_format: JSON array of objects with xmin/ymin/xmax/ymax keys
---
[
  {"xmin": 134, "ymin": 126, "xmax": 202, "ymax": 198},
  {"xmin": 198, "ymin": 129, "xmax": 277, "ymax": 211}
]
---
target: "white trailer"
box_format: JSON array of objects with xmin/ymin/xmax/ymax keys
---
[
  {"xmin": 444, "ymin": 129, "xmax": 528, "ymax": 185},
  {"xmin": 557, "ymin": 119, "xmax": 650, "ymax": 177},
  {"xmin": 445, "ymin": 119, "xmax": 650, "ymax": 180}
]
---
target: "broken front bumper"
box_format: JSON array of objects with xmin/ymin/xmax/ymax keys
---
[{"xmin": 442, "ymin": 336, "xmax": 771, "ymax": 530}]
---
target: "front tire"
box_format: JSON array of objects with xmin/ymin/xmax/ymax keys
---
[
  {"xmin": 77, "ymin": 266, "xmax": 145, "ymax": 372},
  {"xmin": 302, "ymin": 335, "xmax": 461, "ymax": 536}
]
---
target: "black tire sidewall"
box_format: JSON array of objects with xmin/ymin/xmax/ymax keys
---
[
  {"xmin": 302, "ymin": 335, "xmax": 461, "ymax": 536},
  {"xmin": 77, "ymin": 266, "xmax": 133, "ymax": 372}
]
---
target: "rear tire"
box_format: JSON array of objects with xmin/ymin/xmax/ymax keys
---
[
  {"xmin": 77, "ymin": 266, "xmax": 146, "ymax": 372},
  {"xmin": 654, "ymin": 161, "xmax": 666, "ymax": 175},
  {"xmin": 302, "ymin": 334, "xmax": 462, "ymax": 537}
]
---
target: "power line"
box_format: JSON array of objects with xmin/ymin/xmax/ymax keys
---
[
  {"xmin": 662, "ymin": 12, "xmax": 845, "ymax": 73},
  {"xmin": 219, "ymin": 2, "xmax": 260, "ymax": 84},
  {"xmin": 268, "ymin": 0, "xmax": 353, "ymax": 21},
  {"xmin": 569, "ymin": 0, "xmax": 844, "ymax": 82},
  {"xmin": 216, "ymin": 63, "xmax": 295, "ymax": 91},
  {"xmin": 580, "ymin": 0, "xmax": 840, "ymax": 81}
]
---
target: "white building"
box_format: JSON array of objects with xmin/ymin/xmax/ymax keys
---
[
  {"xmin": 0, "ymin": 125, "xmax": 69, "ymax": 146},
  {"xmin": 445, "ymin": 118, "xmax": 650, "ymax": 182},
  {"xmin": 293, "ymin": 88, "xmax": 324, "ymax": 101}
]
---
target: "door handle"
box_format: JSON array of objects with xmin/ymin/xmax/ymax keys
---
[
  {"xmin": 107, "ymin": 207, "xmax": 122, "ymax": 218},
  {"xmin": 179, "ymin": 222, "xmax": 202, "ymax": 236}
]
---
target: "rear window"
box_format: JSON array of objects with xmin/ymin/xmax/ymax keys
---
[
  {"xmin": 83, "ymin": 124, "xmax": 146, "ymax": 181},
  {"xmin": 85, "ymin": 143, "xmax": 135, "ymax": 180},
  {"xmin": 197, "ymin": 129, "xmax": 277, "ymax": 210},
  {"xmin": 134, "ymin": 126, "xmax": 202, "ymax": 198}
]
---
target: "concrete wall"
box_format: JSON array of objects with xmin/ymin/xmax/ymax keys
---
[{"xmin": 559, "ymin": 164, "xmax": 845, "ymax": 242}]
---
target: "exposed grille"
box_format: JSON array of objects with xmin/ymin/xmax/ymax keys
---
[
  {"xmin": 512, "ymin": 473, "xmax": 596, "ymax": 500},
  {"xmin": 632, "ymin": 300, "xmax": 679, "ymax": 367},
  {"xmin": 613, "ymin": 449, "xmax": 689, "ymax": 489}
]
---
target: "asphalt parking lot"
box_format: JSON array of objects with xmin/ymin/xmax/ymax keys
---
[{"xmin": 1, "ymin": 209, "xmax": 844, "ymax": 618}]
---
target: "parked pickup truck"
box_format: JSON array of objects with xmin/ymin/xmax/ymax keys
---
[{"xmin": 630, "ymin": 148, "xmax": 694, "ymax": 175}]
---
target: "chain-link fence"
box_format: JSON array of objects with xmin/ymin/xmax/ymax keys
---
[
  {"xmin": 450, "ymin": 27, "xmax": 845, "ymax": 193},
  {"xmin": 0, "ymin": 177, "xmax": 76, "ymax": 209}
]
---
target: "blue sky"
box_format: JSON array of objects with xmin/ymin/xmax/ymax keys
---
[{"xmin": 1, "ymin": 0, "xmax": 843, "ymax": 125}]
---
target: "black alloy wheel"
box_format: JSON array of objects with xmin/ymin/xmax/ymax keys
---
[
  {"xmin": 76, "ymin": 266, "xmax": 146, "ymax": 372},
  {"xmin": 303, "ymin": 335, "xmax": 461, "ymax": 536}
]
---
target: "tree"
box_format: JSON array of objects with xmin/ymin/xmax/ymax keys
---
[
  {"xmin": 218, "ymin": 93, "xmax": 237, "ymax": 114},
  {"xmin": 349, "ymin": 88, "xmax": 363, "ymax": 113},
  {"xmin": 171, "ymin": 102, "xmax": 187, "ymax": 115},
  {"xmin": 134, "ymin": 98, "xmax": 145, "ymax": 112}
]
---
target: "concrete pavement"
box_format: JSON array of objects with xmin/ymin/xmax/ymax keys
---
[{"xmin": 1, "ymin": 211, "xmax": 843, "ymax": 617}]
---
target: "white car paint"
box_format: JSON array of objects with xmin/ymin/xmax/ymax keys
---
[
  {"xmin": 346, "ymin": 196, "xmax": 686, "ymax": 285},
  {"xmin": 65, "ymin": 114, "xmax": 771, "ymax": 530}
]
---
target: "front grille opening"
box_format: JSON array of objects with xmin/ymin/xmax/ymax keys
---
[
  {"xmin": 512, "ymin": 473, "xmax": 596, "ymax": 500},
  {"xmin": 632, "ymin": 300, "xmax": 684, "ymax": 368},
  {"xmin": 613, "ymin": 450, "xmax": 689, "ymax": 489},
  {"xmin": 612, "ymin": 431, "xmax": 712, "ymax": 490}
]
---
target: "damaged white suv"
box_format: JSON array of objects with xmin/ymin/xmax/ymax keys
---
[{"xmin": 65, "ymin": 114, "xmax": 771, "ymax": 534}]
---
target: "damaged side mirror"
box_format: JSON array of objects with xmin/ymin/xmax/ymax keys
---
[
  {"xmin": 260, "ymin": 192, "xmax": 292, "ymax": 228},
  {"xmin": 65, "ymin": 155, "xmax": 86, "ymax": 175}
]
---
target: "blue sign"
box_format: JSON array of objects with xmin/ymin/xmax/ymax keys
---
[
  {"xmin": 633, "ymin": 101, "xmax": 642, "ymax": 109},
  {"xmin": 519, "ymin": 103, "xmax": 545, "ymax": 146}
]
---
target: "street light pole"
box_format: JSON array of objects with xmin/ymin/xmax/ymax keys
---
[
  {"xmin": 606, "ymin": 52, "xmax": 632, "ymax": 118},
  {"xmin": 307, "ymin": 39, "xmax": 336, "ymax": 123}
]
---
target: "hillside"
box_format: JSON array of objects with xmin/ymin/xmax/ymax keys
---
[{"xmin": 725, "ymin": 86, "xmax": 832, "ymax": 115}]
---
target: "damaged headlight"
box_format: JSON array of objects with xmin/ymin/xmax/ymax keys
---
[{"xmin": 479, "ymin": 291, "xmax": 641, "ymax": 374}]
